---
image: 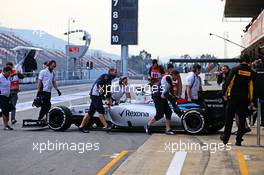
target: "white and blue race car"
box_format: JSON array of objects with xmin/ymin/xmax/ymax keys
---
[{"xmin": 42, "ymin": 89, "xmax": 225, "ymax": 134}]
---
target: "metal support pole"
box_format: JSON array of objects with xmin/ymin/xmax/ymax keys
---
[
  {"xmin": 88, "ymin": 69, "xmax": 90, "ymax": 80},
  {"xmin": 67, "ymin": 19, "xmax": 70, "ymax": 80},
  {"xmin": 257, "ymin": 98, "xmax": 261, "ymax": 146},
  {"xmin": 121, "ymin": 45, "xmax": 128, "ymax": 77}
]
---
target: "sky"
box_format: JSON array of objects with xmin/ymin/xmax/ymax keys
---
[{"xmin": 0, "ymin": 0, "xmax": 251, "ymax": 60}]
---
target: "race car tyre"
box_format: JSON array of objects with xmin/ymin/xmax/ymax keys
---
[
  {"xmin": 207, "ymin": 123, "xmax": 225, "ymax": 133},
  {"xmin": 181, "ymin": 109, "xmax": 208, "ymax": 134},
  {"xmin": 48, "ymin": 106, "xmax": 72, "ymax": 131}
]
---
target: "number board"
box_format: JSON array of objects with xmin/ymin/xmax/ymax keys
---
[{"xmin": 111, "ymin": 0, "xmax": 138, "ymax": 45}]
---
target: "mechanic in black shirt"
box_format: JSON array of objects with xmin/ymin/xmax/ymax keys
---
[
  {"xmin": 217, "ymin": 65, "xmax": 230, "ymax": 87},
  {"xmin": 145, "ymin": 69, "xmax": 182, "ymax": 135},
  {"xmin": 220, "ymin": 54, "xmax": 256, "ymax": 146},
  {"xmin": 219, "ymin": 64, "xmax": 251, "ymax": 134},
  {"xmin": 253, "ymin": 58, "xmax": 264, "ymax": 127},
  {"xmin": 79, "ymin": 68, "xmax": 117, "ymax": 133}
]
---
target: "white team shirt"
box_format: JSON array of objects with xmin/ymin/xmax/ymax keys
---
[
  {"xmin": 38, "ymin": 68, "xmax": 55, "ymax": 93},
  {"xmin": 186, "ymin": 72, "xmax": 201, "ymax": 100},
  {"xmin": 0, "ymin": 73, "xmax": 11, "ymax": 97}
]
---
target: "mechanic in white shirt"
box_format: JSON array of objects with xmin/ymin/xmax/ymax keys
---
[
  {"xmin": 0, "ymin": 66, "xmax": 13, "ymax": 130},
  {"xmin": 112, "ymin": 76, "xmax": 131, "ymax": 104},
  {"xmin": 37, "ymin": 60, "xmax": 61, "ymax": 120},
  {"xmin": 185, "ymin": 64, "xmax": 202, "ymax": 104}
]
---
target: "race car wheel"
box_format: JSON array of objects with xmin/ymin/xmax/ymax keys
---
[
  {"xmin": 181, "ymin": 109, "xmax": 208, "ymax": 134},
  {"xmin": 48, "ymin": 106, "xmax": 72, "ymax": 131}
]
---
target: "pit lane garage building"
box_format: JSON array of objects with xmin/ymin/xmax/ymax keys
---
[{"xmin": 224, "ymin": 0, "xmax": 264, "ymax": 58}]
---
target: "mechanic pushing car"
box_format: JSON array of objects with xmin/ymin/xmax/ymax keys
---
[
  {"xmin": 37, "ymin": 60, "xmax": 61, "ymax": 121},
  {"xmin": 220, "ymin": 54, "xmax": 256, "ymax": 146},
  {"xmin": 164, "ymin": 63, "xmax": 182, "ymax": 97},
  {"xmin": 111, "ymin": 76, "xmax": 131, "ymax": 105},
  {"xmin": 79, "ymin": 68, "xmax": 117, "ymax": 133},
  {"xmin": 145, "ymin": 69, "xmax": 182, "ymax": 135}
]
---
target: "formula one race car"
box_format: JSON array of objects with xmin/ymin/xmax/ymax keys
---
[{"xmin": 29, "ymin": 89, "xmax": 225, "ymax": 134}]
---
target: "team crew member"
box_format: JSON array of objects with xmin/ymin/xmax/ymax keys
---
[
  {"xmin": 145, "ymin": 69, "xmax": 182, "ymax": 135},
  {"xmin": 172, "ymin": 70, "xmax": 182, "ymax": 97},
  {"xmin": 37, "ymin": 60, "xmax": 61, "ymax": 120},
  {"xmin": 253, "ymin": 58, "xmax": 264, "ymax": 127},
  {"xmin": 6, "ymin": 62, "xmax": 24, "ymax": 124},
  {"xmin": 220, "ymin": 54, "xmax": 256, "ymax": 146},
  {"xmin": 79, "ymin": 68, "xmax": 117, "ymax": 133},
  {"xmin": 217, "ymin": 64, "xmax": 251, "ymax": 134},
  {"xmin": 148, "ymin": 59, "xmax": 165, "ymax": 86},
  {"xmin": 112, "ymin": 76, "xmax": 131, "ymax": 104},
  {"xmin": 217, "ymin": 65, "xmax": 230, "ymax": 87},
  {"xmin": 42, "ymin": 61, "xmax": 48, "ymax": 69},
  {"xmin": 165, "ymin": 64, "xmax": 182, "ymax": 97},
  {"xmin": 0, "ymin": 66, "xmax": 13, "ymax": 130},
  {"xmin": 185, "ymin": 64, "xmax": 202, "ymax": 103}
]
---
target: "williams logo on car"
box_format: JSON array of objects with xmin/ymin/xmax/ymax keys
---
[{"xmin": 119, "ymin": 109, "xmax": 149, "ymax": 118}]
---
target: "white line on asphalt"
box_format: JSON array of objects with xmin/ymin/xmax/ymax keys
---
[
  {"xmin": 166, "ymin": 151, "xmax": 187, "ymax": 175},
  {"xmin": 110, "ymin": 153, "xmax": 120, "ymax": 159},
  {"xmin": 15, "ymin": 91, "xmax": 90, "ymax": 112}
]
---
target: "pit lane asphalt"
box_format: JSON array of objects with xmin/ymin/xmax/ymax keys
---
[{"xmin": 0, "ymin": 83, "xmax": 149, "ymax": 175}]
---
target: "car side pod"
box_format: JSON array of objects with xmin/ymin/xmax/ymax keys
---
[{"xmin": 181, "ymin": 109, "xmax": 208, "ymax": 134}]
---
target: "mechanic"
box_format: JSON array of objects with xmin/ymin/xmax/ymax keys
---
[
  {"xmin": 220, "ymin": 54, "xmax": 256, "ymax": 146},
  {"xmin": 5, "ymin": 62, "xmax": 24, "ymax": 124},
  {"xmin": 148, "ymin": 59, "xmax": 165, "ymax": 86},
  {"xmin": 253, "ymin": 58, "xmax": 264, "ymax": 126},
  {"xmin": 217, "ymin": 65, "xmax": 230, "ymax": 87},
  {"xmin": 145, "ymin": 69, "xmax": 182, "ymax": 135},
  {"xmin": 165, "ymin": 63, "xmax": 182, "ymax": 97},
  {"xmin": 217, "ymin": 64, "xmax": 251, "ymax": 135},
  {"xmin": 174, "ymin": 71, "xmax": 182, "ymax": 97},
  {"xmin": 185, "ymin": 64, "xmax": 202, "ymax": 103},
  {"xmin": 112, "ymin": 76, "xmax": 131, "ymax": 105},
  {"xmin": 79, "ymin": 68, "xmax": 117, "ymax": 133},
  {"xmin": 0, "ymin": 66, "xmax": 13, "ymax": 130},
  {"xmin": 37, "ymin": 60, "xmax": 61, "ymax": 120},
  {"xmin": 42, "ymin": 61, "xmax": 48, "ymax": 69}
]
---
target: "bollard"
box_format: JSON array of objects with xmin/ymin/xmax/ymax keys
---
[{"xmin": 257, "ymin": 99, "xmax": 261, "ymax": 146}]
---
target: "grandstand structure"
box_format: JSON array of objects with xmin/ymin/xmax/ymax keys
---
[{"xmin": 0, "ymin": 31, "xmax": 137, "ymax": 79}]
